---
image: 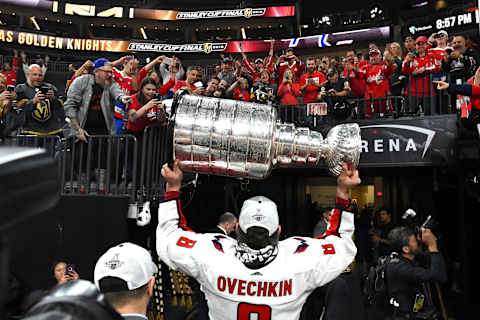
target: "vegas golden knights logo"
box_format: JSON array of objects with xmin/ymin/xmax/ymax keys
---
[
  {"xmin": 203, "ymin": 43, "xmax": 212, "ymax": 54},
  {"xmin": 244, "ymin": 8, "xmax": 252, "ymax": 18},
  {"xmin": 32, "ymin": 100, "xmax": 52, "ymax": 122}
]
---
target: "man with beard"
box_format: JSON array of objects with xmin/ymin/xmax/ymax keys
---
[
  {"xmin": 64, "ymin": 58, "xmax": 132, "ymax": 141},
  {"xmin": 15, "ymin": 64, "xmax": 65, "ymax": 136},
  {"xmin": 385, "ymin": 227, "xmax": 447, "ymax": 319},
  {"xmin": 299, "ymin": 57, "xmax": 326, "ymax": 103}
]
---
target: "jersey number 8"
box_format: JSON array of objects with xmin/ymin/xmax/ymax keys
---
[{"xmin": 237, "ymin": 302, "xmax": 272, "ymax": 320}]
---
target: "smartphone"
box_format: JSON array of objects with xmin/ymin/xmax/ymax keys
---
[
  {"xmin": 7, "ymin": 85, "xmax": 15, "ymax": 92},
  {"xmin": 434, "ymin": 33, "xmax": 444, "ymax": 39},
  {"xmin": 65, "ymin": 264, "xmax": 75, "ymax": 276},
  {"xmin": 153, "ymin": 93, "xmax": 162, "ymax": 100}
]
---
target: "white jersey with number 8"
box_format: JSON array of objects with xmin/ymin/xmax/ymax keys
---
[{"xmin": 156, "ymin": 195, "xmax": 356, "ymax": 320}]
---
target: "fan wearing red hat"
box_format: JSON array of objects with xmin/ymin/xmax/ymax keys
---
[
  {"xmin": 353, "ymin": 46, "xmax": 395, "ymax": 116},
  {"xmin": 402, "ymin": 36, "xmax": 443, "ymax": 115},
  {"xmin": 239, "ymin": 39, "xmax": 274, "ymax": 83}
]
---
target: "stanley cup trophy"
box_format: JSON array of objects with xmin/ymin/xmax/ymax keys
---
[{"xmin": 167, "ymin": 92, "xmax": 361, "ymax": 180}]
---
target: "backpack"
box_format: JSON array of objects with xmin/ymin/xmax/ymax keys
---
[{"xmin": 363, "ymin": 252, "xmax": 399, "ymax": 308}]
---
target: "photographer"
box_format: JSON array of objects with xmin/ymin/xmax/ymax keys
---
[
  {"xmin": 276, "ymin": 48, "xmax": 305, "ymax": 85},
  {"xmin": 15, "ymin": 64, "xmax": 65, "ymax": 136},
  {"xmin": 318, "ymin": 68, "xmax": 351, "ymax": 119},
  {"xmin": 442, "ymin": 35, "xmax": 479, "ymax": 84},
  {"xmin": 385, "ymin": 226, "xmax": 447, "ymax": 319}
]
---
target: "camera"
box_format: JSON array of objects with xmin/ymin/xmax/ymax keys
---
[
  {"xmin": 434, "ymin": 33, "xmax": 444, "ymax": 39},
  {"xmin": 402, "ymin": 209, "xmax": 441, "ymax": 240},
  {"xmin": 445, "ymin": 48, "xmax": 453, "ymax": 55},
  {"xmin": 7, "ymin": 85, "xmax": 15, "ymax": 92},
  {"xmin": 40, "ymin": 86, "xmax": 49, "ymax": 95},
  {"xmin": 153, "ymin": 93, "xmax": 162, "ymax": 101}
]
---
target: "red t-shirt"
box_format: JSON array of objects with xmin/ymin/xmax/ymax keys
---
[
  {"xmin": 0, "ymin": 57, "xmax": 18, "ymax": 86},
  {"xmin": 173, "ymin": 80, "xmax": 198, "ymax": 93},
  {"xmin": 126, "ymin": 95, "xmax": 163, "ymax": 132},
  {"xmin": 299, "ymin": 71, "xmax": 326, "ymax": 103},
  {"xmin": 277, "ymin": 82, "xmax": 302, "ymax": 105},
  {"xmin": 233, "ymin": 88, "xmax": 251, "ymax": 102}
]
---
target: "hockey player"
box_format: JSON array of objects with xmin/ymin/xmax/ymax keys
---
[{"xmin": 156, "ymin": 160, "xmax": 360, "ymax": 320}]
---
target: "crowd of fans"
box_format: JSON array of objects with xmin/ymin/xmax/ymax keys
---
[{"xmin": 1, "ymin": 30, "xmax": 479, "ymax": 139}]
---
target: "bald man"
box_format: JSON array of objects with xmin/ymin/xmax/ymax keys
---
[{"xmin": 15, "ymin": 64, "xmax": 65, "ymax": 135}]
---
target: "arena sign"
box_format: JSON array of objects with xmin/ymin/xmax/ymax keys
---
[
  {"xmin": 0, "ymin": 0, "xmax": 295, "ymax": 20},
  {"xmin": 127, "ymin": 42, "xmax": 228, "ymax": 53},
  {"xmin": 358, "ymin": 115, "xmax": 457, "ymax": 167},
  {"xmin": 0, "ymin": 26, "xmax": 389, "ymax": 54}
]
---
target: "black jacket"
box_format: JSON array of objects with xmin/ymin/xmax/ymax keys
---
[
  {"xmin": 442, "ymin": 48, "xmax": 480, "ymax": 83},
  {"xmin": 15, "ymin": 82, "xmax": 65, "ymax": 135},
  {"xmin": 386, "ymin": 252, "xmax": 447, "ymax": 314}
]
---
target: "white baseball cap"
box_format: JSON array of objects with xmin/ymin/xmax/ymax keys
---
[
  {"xmin": 239, "ymin": 196, "xmax": 279, "ymax": 236},
  {"xmin": 94, "ymin": 242, "xmax": 158, "ymax": 292}
]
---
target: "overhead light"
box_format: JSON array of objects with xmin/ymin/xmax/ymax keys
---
[
  {"xmin": 301, "ymin": 24, "xmax": 309, "ymax": 29},
  {"xmin": 241, "ymin": 27, "xmax": 246, "ymax": 39},
  {"xmin": 140, "ymin": 27, "xmax": 148, "ymax": 39},
  {"xmin": 30, "ymin": 16, "xmax": 40, "ymax": 31}
]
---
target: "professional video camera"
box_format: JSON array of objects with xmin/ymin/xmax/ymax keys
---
[{"xmin": 402, "ymin": 208, "xmax": 441, "ymax": 240}]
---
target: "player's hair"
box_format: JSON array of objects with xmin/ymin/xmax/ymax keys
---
[
  {"xmin": 388, "ymin": 226, "xmax": 415, "ymax": 254},
  {"xmin": 218, "ymin": 212, "xmax": 237, "ymax": 225},
  {"xmin": 237, "ymin": 226, "xmax": 280, "ymax": 250},
  {"xmin": 100, "ymin": 277, "xmax": 149, "ymax": 309}
]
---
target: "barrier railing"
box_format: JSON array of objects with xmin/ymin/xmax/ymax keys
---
[{"xmin": 60, "ymin": 135, "xmax": 138, "ymax": 200}]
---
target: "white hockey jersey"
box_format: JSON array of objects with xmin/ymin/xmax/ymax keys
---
[{"xmin": 156, "ymin": 194, "xmax": 357, "ymax": 320}]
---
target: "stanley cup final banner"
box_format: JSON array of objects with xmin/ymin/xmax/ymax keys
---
[
  {"xmin": 358, "ymin": 114, "xmax": 457, "ymax": 167},
  {"xmin": 0, "ymin": 26, "xmax": 390, "ymax": 54}
]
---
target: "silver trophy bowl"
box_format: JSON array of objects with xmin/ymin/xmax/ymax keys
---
[{"xmin": 166, "ymin": 93, "xmax": 361, "ymax": 179}]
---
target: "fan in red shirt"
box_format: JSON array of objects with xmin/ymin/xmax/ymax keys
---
[
  {"xmin": 299, "ymin": 57, "xmax": 326, "ymax": 103},
  {"xmin": 126, "ymin": 77, "xmax": 165, "ymax": 136},
  {"xmin": 341, "ymin": 50, "xmax": 366, "ymax": 98},
  {"xmin": 0, "ymin": 50, "xmax": 19, "ymax": 87},
  {"xmin": 277, "ymin": 69, "xmax": 302, "ymax": 123},
  {"xmin": 402, "ymin": 36, "xmax": 443, "ymax": 115},
  {"xmin": 240, "ymin": 39, "xmax": 274, "ymax": 83},
  {"xmin": 354, "ymin": 48, "xmax": 394, "ymax": 115},
  {"xmin": 276, "ymin": 48, "xmax": 305, "ymax": 85},
  {"xmin": 232, "ymin": 78, "xmax": 251, "ymax": 102},
  {"xmin": 173, "ymin": 66, "xmax": 201, "ymax": 94}
]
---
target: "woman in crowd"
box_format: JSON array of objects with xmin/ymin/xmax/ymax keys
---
[
  {"xmin": 125, "ymin": 77, "xmax": 165, "ymax": 137},
  {"xmin": 277, "ymin": 69, "xmax": 302, "ymax": 123}
]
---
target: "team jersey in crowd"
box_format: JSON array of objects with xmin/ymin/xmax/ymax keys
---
[
  {"xmin": 355, "ymin": 61, "xmax": 394, "ymax": 100},
  {"xmin": 242, "ymin": 56, "xmax": 274, "ymax": 83},
  {"xmin": 402, "ymin": 53, "xmax": 442, "ymax": 97},
  {"xmin": 341, "ymin": 60, "xmax": 368, "ymax": 98},
  {"xmin": 112, "ymin": 67, "xmax": 134, "ymax": 133},
  {"xmin": 276, "ymin": 60, "xmax": 305, "ymax": 84},
  {"xmin": 156, "ymin": 192, "xmax": 356, "ymax": 320},
  {"xmin": 0, "ymin": 57, "xmax": 18, "ymax": 87}
]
